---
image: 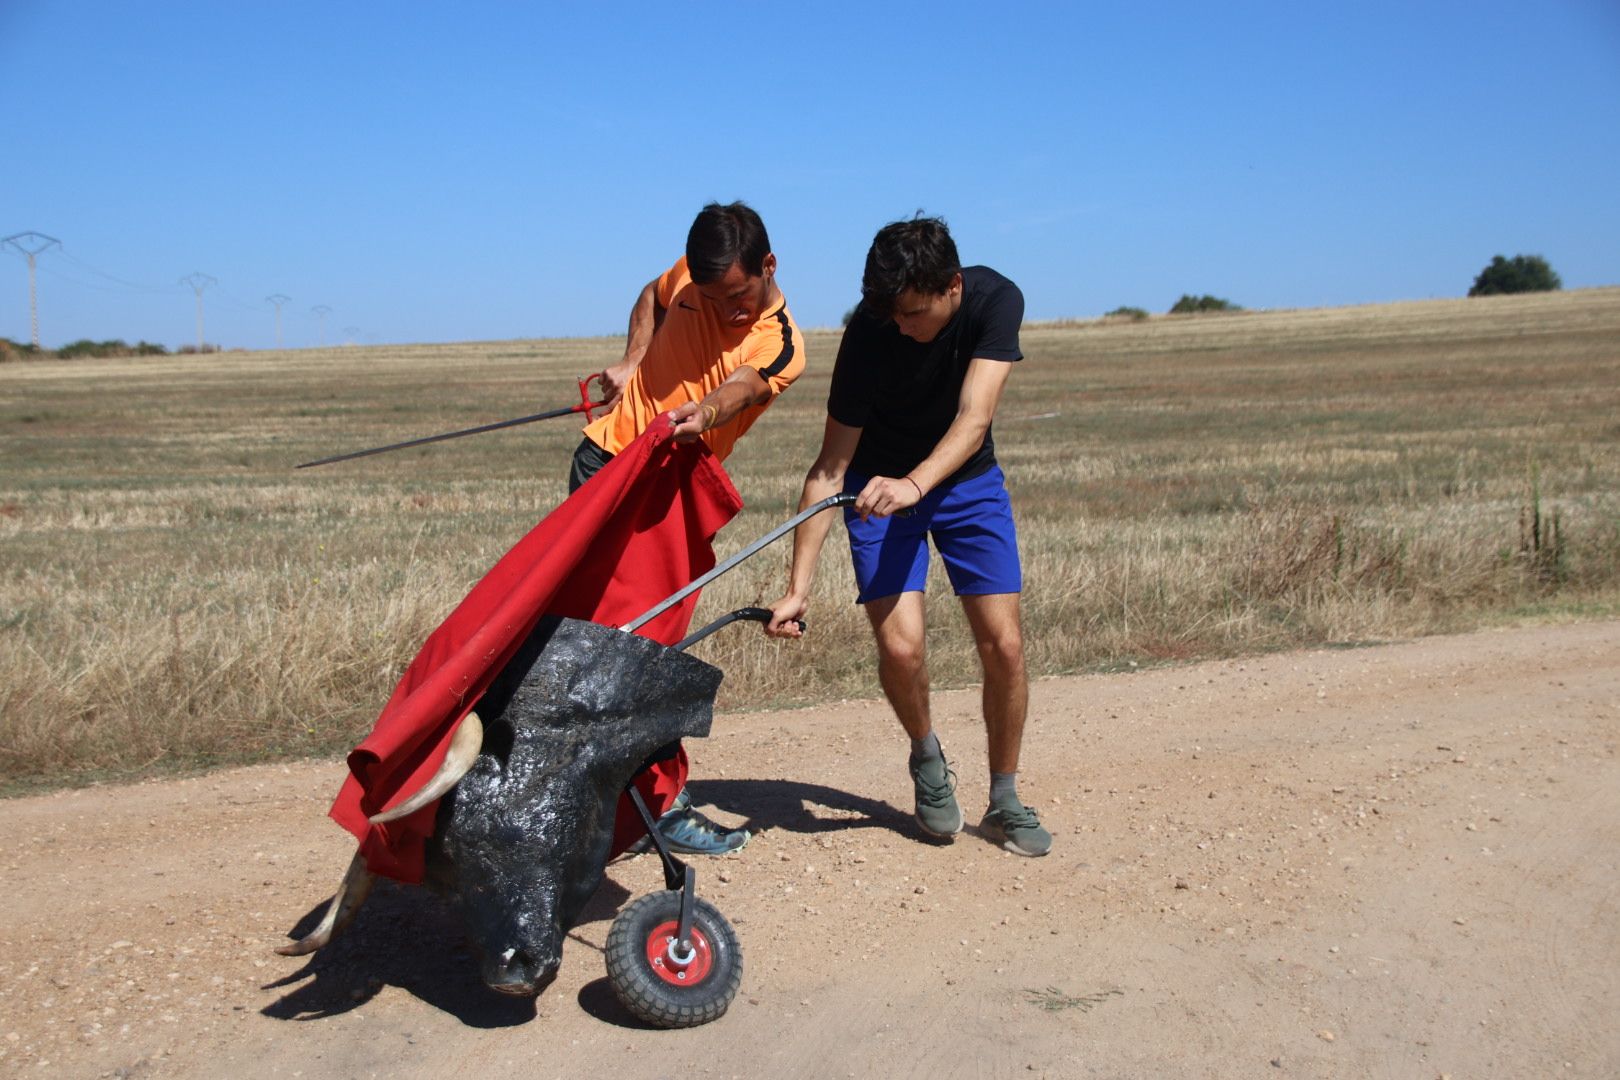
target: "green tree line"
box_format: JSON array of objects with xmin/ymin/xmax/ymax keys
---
[{"xmin": 1, "ymin": 337, "xmax": 170, "ymax": 361}]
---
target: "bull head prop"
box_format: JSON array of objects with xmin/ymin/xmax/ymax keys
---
[{"xmin": 278, "ymin": 615, "xmax": 720, "ymax": 995}]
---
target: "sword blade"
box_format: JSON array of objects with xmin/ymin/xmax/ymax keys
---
[{"xmin": 295, "ymin": 404, "xmax": 583, "ymax": 469}]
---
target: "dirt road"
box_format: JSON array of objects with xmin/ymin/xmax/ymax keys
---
[{"xmin": 2, "ymin": 620, "xmax": 1616, "ymax": 1079}]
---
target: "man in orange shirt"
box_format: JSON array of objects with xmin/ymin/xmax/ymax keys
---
[
  {"xmin": 571, "ymin": 201, "xmax": 803, "ymax": 488},
  {"xmin": 569, "ymin": 201, "xmax": 805, "ymax": 855}
]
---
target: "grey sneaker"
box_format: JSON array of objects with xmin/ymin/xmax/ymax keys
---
[
  {"xmin": 980, "ymin": 802, "xmax": 1052, "ymax": 857},
  {"xmin": 627, "ymin": 789, "xmax": 749, "ymax": 856},
  {"xmin": 909, "ymin": 753, "xmax": 963, "ymax": 838}
]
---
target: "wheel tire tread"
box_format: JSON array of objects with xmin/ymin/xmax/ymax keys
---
[{"xmin": 605, "ymin": 891, "xmax": 742, "ymax": 1029}]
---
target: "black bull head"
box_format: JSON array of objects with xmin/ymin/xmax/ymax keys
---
[{"xmin": 278, "ymin": 616, "xmax": 720, "ymax": 994}]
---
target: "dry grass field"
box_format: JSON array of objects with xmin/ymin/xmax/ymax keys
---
[{"xmin": 2, "ymin": 288, "xmax": 1618, "ymax": 789}]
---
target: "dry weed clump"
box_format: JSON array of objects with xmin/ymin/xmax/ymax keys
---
[
  {"xmin": 3, "ymin": 290, "xmax": 1620, "ymax": 788},
  {"xmin": 0, "ymin": 555, "xmax": 457, "ymax": 783},
  {"xmin": 1232, "ymin": 500, "xmax": 1405, "ymax": 602},
  {"xmin": 1009, "ymin": 493, "xmax": 1620, "ymax": 674}
]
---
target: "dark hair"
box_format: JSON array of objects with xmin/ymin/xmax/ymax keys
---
[
  {"xmin": 860, "ymin": 214, "xmax": 961, "ymax": 316},
  {"xmin": 686, "ymin": 201, "xmax": 771, "ymax": 284}
]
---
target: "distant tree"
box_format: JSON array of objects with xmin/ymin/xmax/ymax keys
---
[
  {"xmin": 57, "ymin": 339, "xmax": 126, "ymax": 359},
  {"xmin": 0, "ymin": 337, "xmax": 166, "ymax": 361},
  {"xmin": 1, "ymin": 336, "xmax": 40, "ymax": 358},
  {"xmin": 1468, "ymin": 254, "xmax": 1561, "ymax": 297},
  {"xmin": 1169, "ymin": 294, "xmax": 1241, "ymax": 314},
  {"xmin": 1105, "ymin": 306, "xmax": 1149, "ymax": 321}
]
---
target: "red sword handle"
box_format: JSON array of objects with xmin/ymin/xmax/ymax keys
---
[{"xmin": 577, "ymin": 372, "xmax": 609, "ymax": 421}]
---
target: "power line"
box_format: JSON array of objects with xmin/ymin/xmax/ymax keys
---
[
  {"xmin": 3, "ymin": 232, "xmax": 61, "ymax": 347},
  {"xmin": 266, "ymin": 294, "xmax": 291, "ymax": 348},
  {"xmin": 310, "ymin": 304, "xmax": 332, "ymax": 347},
  {"xmin": 54, "ymin": 248, "xmax": 174, "ymax": 295},
  {"xmin": 34, "ymin": 260, "xmax": 142, "ymax": 295},
  {"xmin": 179, "ymin": 273, "xmax": 216, "ymax": 350},
  {"xmin": 213, "ymin": 283, "xmax": 271, "ymax": 314},
  {"xmin": 6, "ymin": 236, "xmax": 361, "ymax": 349}
]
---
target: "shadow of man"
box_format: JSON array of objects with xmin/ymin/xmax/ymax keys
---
[{"xmin": 688, "ymin": 777, "xmax": 913, "ymax": 839}]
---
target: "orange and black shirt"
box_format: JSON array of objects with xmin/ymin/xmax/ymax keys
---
[{"xmin": 582, "ymin": 256, "xmax": 804, "ymax": 462}]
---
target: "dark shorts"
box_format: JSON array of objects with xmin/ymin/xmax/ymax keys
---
[
  {"xmin": 843, "ymin": 464, "xmax": 1023, "ymax": 604},
  {"xmin": 568, "ymin": 437, "xmax": 614, "ymax": 493}
]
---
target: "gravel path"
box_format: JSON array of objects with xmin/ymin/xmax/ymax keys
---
[{"xmin": 2, "ymin": 620, "xmax": 1616, "ymax": 1079}]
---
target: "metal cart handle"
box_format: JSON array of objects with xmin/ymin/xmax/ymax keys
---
[
  {"xmin": 621, "ymin": 492, "xmax": 856, "ymax": 634},
  {"xmin": 672, "ymin": 607, "xmax": 805, "ymax": 652}
]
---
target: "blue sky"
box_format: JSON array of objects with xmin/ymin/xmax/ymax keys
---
[{"xmin": 3, "ymin": 2, "xmax": 1617, "ymax": 350}]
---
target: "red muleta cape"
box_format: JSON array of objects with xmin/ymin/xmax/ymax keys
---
[{"xmin": 329, "ymin": 416, "xmax": 743, "ymax": 882}]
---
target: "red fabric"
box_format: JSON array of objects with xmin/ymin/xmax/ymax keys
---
[{"xmin": 328, "ymin": 416, "xmax": 742, "ymax": 883}]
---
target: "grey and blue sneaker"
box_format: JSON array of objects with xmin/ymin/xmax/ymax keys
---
[
  {"xmin": 979, "ymin": 802, "xmax": 1052, "ymax": 857},
  {"xmin": 909, "ymin": 753, "xmax": 964, "ymax": 838},
  {"xmin": 630, "ymin": 789, "xmax": 749, "ymax": 856}
]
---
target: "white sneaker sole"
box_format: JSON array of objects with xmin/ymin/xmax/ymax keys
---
[{"xmin": 915, "ymin": 809, "xmax": 964, "ymax": 838}]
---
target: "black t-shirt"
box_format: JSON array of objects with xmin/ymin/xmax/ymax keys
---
[{"xmin": 828, "ymin": 265, "xmax": 1023, "ymax": 485}]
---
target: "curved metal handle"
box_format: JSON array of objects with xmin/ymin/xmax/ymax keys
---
[
  {"xmin": 622, "ymin": 492, "xmax": 855, "ymax": 633},
  {"xmin": 672, "ymin": 607, "xmax": 805, "ymax": 652}
]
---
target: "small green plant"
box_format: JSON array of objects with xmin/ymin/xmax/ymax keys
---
[
  {"xmin": 1023, "ymin": 986, "xmax": 1124, "ymax": 1012},
  {"xmin": 1105, "ymin": 306, "xmax": 1149, "ymax": 321},
  {"xmin": 1519, "ymin": 463, "xmax": 1566, "ymax": 583}
]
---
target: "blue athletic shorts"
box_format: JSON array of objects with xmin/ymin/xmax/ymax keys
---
[{"xmin": 843, "ymin": 464, "xmax": 1023, "ymax": 604}]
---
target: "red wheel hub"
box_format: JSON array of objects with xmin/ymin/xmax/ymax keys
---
[{"xmin": 644, "ymin": 920, "xmax": 714, "ymax": 987}]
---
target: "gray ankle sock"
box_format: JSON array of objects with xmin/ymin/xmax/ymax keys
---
[
  {"xmin": 909, "ymin": 731, "xmax": 942, "ymax": 765},
  {"xmin": 989, "ymin": 771, "xmax": 1019, "ymax": 807}
]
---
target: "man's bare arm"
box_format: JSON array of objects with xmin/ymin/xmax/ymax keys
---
[
  {"xmin": 600, "ymin": 276, "xmax": 665, "ymax": 408},
  {"xmin": 667, "ymin": 366, "xmax": 771, "ymax": 442},
  {"xmin": 765, "ymin": 417, "xmax": 863, "ymax": 637}
]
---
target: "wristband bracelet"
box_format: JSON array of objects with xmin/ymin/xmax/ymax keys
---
[
  {"xmin": 700, "ymin": 403, "xmax": 718, "ymax": 431},
  {"xmin": 904, "ymin": 476, "xmax": 923, "ymax": 500}
]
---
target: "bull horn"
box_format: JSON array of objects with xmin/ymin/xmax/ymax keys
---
[
  {"xmin": 274, "ymin": 849, "xmax": 376, "ymax": 956},
  {"xmin": 367, "ymin": 710, "xmax": 484, "ymax": 825}
]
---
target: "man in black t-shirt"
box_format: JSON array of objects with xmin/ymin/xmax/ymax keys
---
[{"xmin": 765, "ymin": 216, "xmax": 1051, "ymax": 857}]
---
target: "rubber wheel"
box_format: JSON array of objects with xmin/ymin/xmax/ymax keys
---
[{"xmin": 605, "ymin": 891, "xmax": 742, "ymax": 1028}]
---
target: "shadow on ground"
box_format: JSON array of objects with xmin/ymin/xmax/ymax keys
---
[
  {"xmin": 262, "ymin": 875, "xmax": 633, "ymax": 1027},
  {"xmin": 689, "ymin": 777, "xmax": 924, "ymax": 842},
  {"xmin": 261, "ymin": 778, "xmax": 906, "ymax": 1026}
]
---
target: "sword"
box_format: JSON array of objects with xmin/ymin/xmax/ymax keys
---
[{"xmin": 296, "ymin": 373, "xmax": 609, "ymax": 469}]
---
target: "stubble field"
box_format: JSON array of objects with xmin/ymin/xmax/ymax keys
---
[{"xmin": 2, "ymin": 287, "xmax": 1618, "ymax": 789}]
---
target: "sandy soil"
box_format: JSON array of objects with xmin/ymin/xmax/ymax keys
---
[{"xmin": 2, "ymin": 620, "xmax": 1617, "ymax": 1079}]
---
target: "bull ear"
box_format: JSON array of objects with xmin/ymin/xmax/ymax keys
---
[
  {"xmin": 368, "ymin": 711, "xmax": 484, "ymax": 825},
  {"xmin": 274, "ymin": 850, "xmax": 375, "ymax": 956}
]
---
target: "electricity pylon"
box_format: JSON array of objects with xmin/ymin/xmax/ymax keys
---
[
  {"xmin": 3, "ymin": 232, "xmax": 61, "ymax": 347},
  {"xmin": 266, "ymin": 294, "xmax": 291, "ymax": 349},
  {"xmin": 311, "ymin": 305, "xmax": 332, "ymax": 347},
  {"xmin": 180, "ymin": 273, "xmax": 216, "ymax": 350}
]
